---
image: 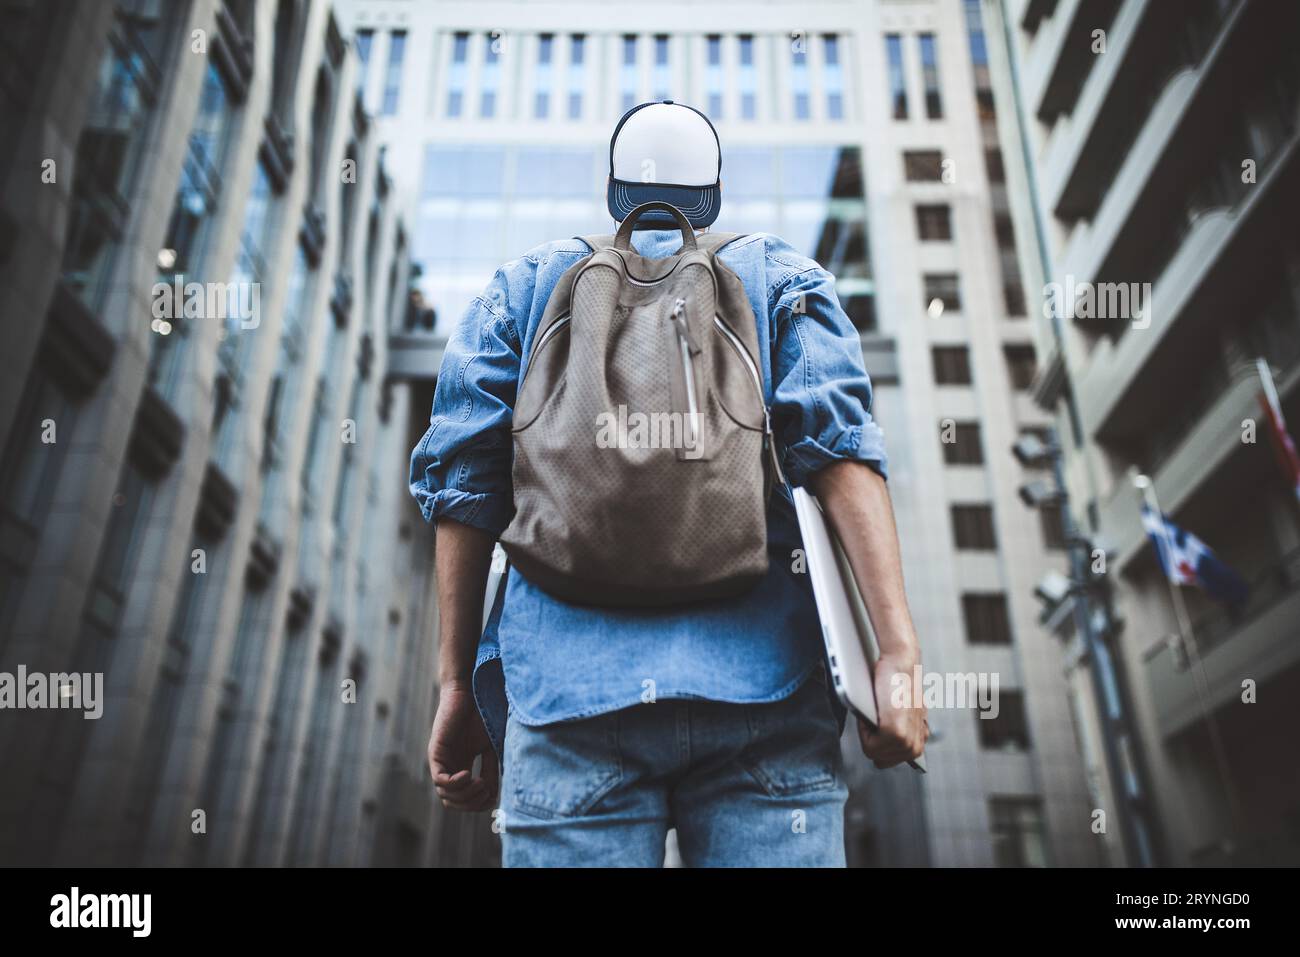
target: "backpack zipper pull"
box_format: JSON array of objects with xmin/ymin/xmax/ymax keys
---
[
  {"xmin": 669, "ymin": 298, "xmax": 701, "ymax": 355},
  {"xmin": 762, "ymin": 408, "xmax": 789, "ymax": 489}
]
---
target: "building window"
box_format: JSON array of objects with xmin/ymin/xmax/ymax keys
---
[
  {"xmin": 932, "ymin": 346, "xmax": 972, "ymax": 386},
  {"xmin": 129, "ymin": 526, "xmax": 216, "ymax": 854},
  {"xmin": 0, "ymin": 369, "xmax": 77, "ymax": 647},
  {"xmin": 791, "ymin": 34, "xmax": 810, "ymax": 120},
  {"xmin": 269, "ymin": 0, "xmax": 301, "ymax": 123},
  {"xmin": 381, "ymin": 29, "xmax": 405, "ymax": 115},
  {"xmin": 885, "ymin": 34, "xmax": 907, "ymax": 119},
  {"xmin": 287, "ymin": 638, "xmax": 342, "ymax": 863},
  {"xmin": 150, "ymin": 61, "xmax": 237, "ymax": 394},
  {"xmin": 568, "ymin": 34, "xmax": 585, "ymax": 119},
  {"xmin": 621, "ymin": 34, "xmax": 638, "ymax": 113},
  {"xmin": 308, "ymin": 67, "xmax": 336, "ymax": 199},
  {"xmin": 990, "ymin": 797, "xmax": 1048, "ymax": 867},
  {"xmin": 972, "ymin": 36, "xmax": 995, "ymax": 120},
  {"xmin": 941, "ymin": 421, "xmax": 983, "ymax": 466},
  {"xmin": 1004, "ymin": 344, "xmax": 1037, "ymax": 390},
  {"xmin": 338, "ymin": 143, "xmax": 359, "ymax": 265},
  {"xmin": 739, "ymin": 35, "xmax": 756, "ymax": 119},
  {"xmin": 214, "ymin": 160, "xmax": 276, "ymax": 469},
  {"xmin": 354, "ymin": 29, "xmax": 372, "ymax": 98},
  {"xmin": 535, "ymin": 34, "xmax": 554, "ymax": 119},
  {"xmin": 904, "ymin": 150, "xmax": 945, "ymax": 182},
  {"xmin": 1003, "ymin": 282, "xmax": 1024, "ymax": 315},
  {"xmin": 994, "ymin": 213, "xmax": 1016, "ymax": 249},
  {"xmin": 243, "ymin": 609, "xmax": 313, "ymax": 863},
  {"xmin": 82, "ymin": 456, "xmax": 156, "ymax": 658},
  {"xmin": 446, "ymin": 31, "xmax": 468, "ymax": 117},
  {"xmin": 300, "ymin": 373, "xmax": 329, "ymax": 501},
  {"xmin": 1039, "ymin": 506, "xmax": 1067, "ymax": 551},
  {"xmin": 916, "ymin": 203, "xmax": 952, "ymax": 241},
  {"xmin": 62, "ymin": 1, "xmax": 171, "ymax": 306},
  {"xmin": 260, "ymin": 246, "xmax": 313, "ymax": 476},
  {"xmin": 962, "ymin": 593, "xmax": 1012, "ymax": 645},
  {"xmin": 978, "ymin": 692, "xmax": 1032, "ymax": 752},
  {"xmin": 196, "ymin": 577, "xmax": 271, "ymax": 864},
  {"xmin": 985, "ymin": 147, "xmax": 1005, "ymax": 183},
  {"xmin": 811, "ymin": 216, "xmax": 869, "ymax": 279},
  {"xmin": 169, "ymin": 60, "xmax": 235, "ymax": 269},
  {"xmin": 951, "ymin": 504, "xmax": 997, "ymax": 550},
  {"xmin": 942, "ymin": 421, "xmax": 984, "ymax": 465},
  {"xmin": 333, "ymin": 379, "xmax": 364, "ymax": 531},
  {"xmin": 480, "ymin": 32, "xmax": 500, "ymax": 118},
  {"xmin": 824, "ymin": 34, "xmax": 844, "ymax": 119},
  {"xmin": 924, "ymin": 273, "xmax": 962, "ymax": 315},
  {"xmin": 843, "ymin": 294, "xmax": 877, "ymax": 332},
  {"xmin": 653, "ymin": 34, "xmax": 670, "ymax": 100},
  {"xmin": 965, "ymin": 0, "xmax": 989, "ymax": 70},
  {"xmin": 919, "ymin": 33, "xmax": 942, "ymax": 118},
  {"xmin": 706, "ymin": 35, "xmax": 723, "ymax": 118}
]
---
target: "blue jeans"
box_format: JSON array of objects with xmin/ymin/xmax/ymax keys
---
[{"xmin": 500, "ymin": 669, "xmax": 848, "ymax": 867}]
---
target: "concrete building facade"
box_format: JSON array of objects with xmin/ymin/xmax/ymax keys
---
[
  {"xmin": 0, "ymin": 0, "xmax": 488, "ymax": 866},
  {"xmin": 340, "ymin": 0, "xmax": 1098, "ymax": 867},
  {"xmin": 987, "ymin": 0, "xmax": 1300, "ymax": 865}
]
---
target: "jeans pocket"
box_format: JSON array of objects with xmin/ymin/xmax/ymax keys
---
[
  {"xmin": 506, "ymin": 710, "xmax": 624, "ymax": 820},
  {"xmin": 740, "ymin": 671, "xmax": 842, "ymax": 798}
]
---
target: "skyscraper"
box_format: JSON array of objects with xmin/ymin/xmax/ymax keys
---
[
  {"xmin": 0, "ymin": 0, "xmax": 488, "ymax": 867},
  {"xmin": 988, "ymin": 0, "xmax": 1300, "ymax": 865}
]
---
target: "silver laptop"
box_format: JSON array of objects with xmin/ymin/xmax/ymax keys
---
[{"xmin": 793, "ymin": 487, "xmax": 926, "ymax": 773}]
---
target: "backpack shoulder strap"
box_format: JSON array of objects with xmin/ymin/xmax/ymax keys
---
[
  {"xmin": 694, "ymin": 231, "xmax": 748, "ymax": 255},
  {"xmin": 576, "ymin": 234, "xmax": 616, "ymax": 253},
  {"xmin": 579, "ymin": 232, "xmax": 749, "ymax": 256}
]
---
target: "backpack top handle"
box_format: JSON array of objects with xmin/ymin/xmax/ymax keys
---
[{"xmin": 613, "ymin": 201, "xmax": 698, "ymax": 252}]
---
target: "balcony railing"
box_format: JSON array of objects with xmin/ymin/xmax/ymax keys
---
[{"xmin": 1190, "ymin": 544, "xmax": 1300, "ymax": 657}]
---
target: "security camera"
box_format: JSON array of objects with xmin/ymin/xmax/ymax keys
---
[
  {"xmin": 1034, "ymin": 570, "xmax": 1073, "ymax": 607},
  {"xmin": 1012, "ymin": 433, "xmax": 1054, "ymax": 467}
]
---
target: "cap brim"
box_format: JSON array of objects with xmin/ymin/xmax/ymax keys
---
[{"xmin": 607, "ymin": 179, "xmax": 720, "ymax": 229}]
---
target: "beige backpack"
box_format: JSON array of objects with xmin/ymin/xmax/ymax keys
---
[{"xmin": 500, "ymin": 202, "xmax": 785, "ymax": 607}]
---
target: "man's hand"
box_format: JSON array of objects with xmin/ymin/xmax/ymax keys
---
[
  {"xmin": 428, "ymin": 682, "xmax": 499, "ymax": 812},
  {"xmin": 429, "ymin": 518, "xmax": 498, "ymax": 811},
  {"xmin": 858, "ymin": 650, "xmax": 929, "ymax": 769}
]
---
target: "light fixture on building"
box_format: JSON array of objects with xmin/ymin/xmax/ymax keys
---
[
  {"xmin": 1018, "ymin": 477, "xmax": 1062, "ymax": 507},
  {"xmin": 157, "ymin": 247, "xmax": 177, "ymax": 270},
  {"xmin": 927, "ymin": 297, "xmax": 945, "ymax": 318}
]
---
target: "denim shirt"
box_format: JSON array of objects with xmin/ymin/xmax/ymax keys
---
[{"xmin": 410, "ymin": 229, "xmax": 888, "ymax": 759}]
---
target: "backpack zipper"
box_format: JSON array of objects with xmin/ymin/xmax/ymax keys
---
[
  {"xmin": 670, "ymin": 298, "xmax": 701, "ymax": 447},
  {"xmin": 534, "ymin": 314, "xmax": 571, "ymax": 354},
  {"xmin": 518, "ymin": 314, "xmax": 570, "ymax": 390},
  {"xmin": 713, "ymin": 315, "xmax": 788, "ymax": 488},
  {"xmin": 712, "ymin": 315, "xmax": 763, "ymax": 423}
]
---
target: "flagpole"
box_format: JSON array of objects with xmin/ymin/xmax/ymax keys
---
[
  {"xmin": 1256, "ymin": 356, "xmax": 1300, "ymax": 507},
  {"xmin": 1133, "ymin": 473, "xmax": 1245, "ymax": 853}
]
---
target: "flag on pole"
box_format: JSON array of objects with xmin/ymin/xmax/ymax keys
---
[
  {"xmin": 1257, "ymin": 357, "xmax": 1300, "ymax": 502},
  {"xmin": 1140, "ymin": 506, "xmax": 1249, "ymax": 607}
]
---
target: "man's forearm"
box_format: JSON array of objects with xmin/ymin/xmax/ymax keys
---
[
  {"xmin": 434, "ymin": 518, "xmax": 497, "ymax": 689},
  {"xmin": 809, "ymin": 461, "xmax": 920, "ymax": 662}
]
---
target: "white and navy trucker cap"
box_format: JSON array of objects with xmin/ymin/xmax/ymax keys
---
[{"xmin": 607, "ymin": 100, "xmax": 722, "ymax": 229}]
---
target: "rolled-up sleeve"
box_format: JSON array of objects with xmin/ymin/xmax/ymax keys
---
[
  {"xmin": 769, "ymin": 263, "xmax": 888, "ymax": 486},
  {"xmin": 409, "ymin": 269, "xmax": 522, "ymax": 536}
]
